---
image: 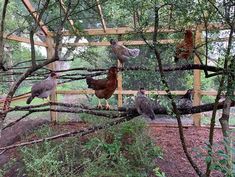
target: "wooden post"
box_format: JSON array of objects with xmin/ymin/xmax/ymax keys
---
[
  {"xmin": 117, "ymin": 60, "xmax": 123, "ymax": 107},
  {"xmin": 193, "ymin": 29, "xmax": 202, "ymax": 126},
  {"xmin": 46, "ymin": 36, "xmax": 58, "ymax": 123}
]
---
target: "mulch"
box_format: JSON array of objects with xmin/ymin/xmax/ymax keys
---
[{"xmin": 149, "ymin": 126, "xmax": 224, "ymax": 177}]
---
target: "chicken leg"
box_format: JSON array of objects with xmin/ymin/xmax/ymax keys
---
[
  {"xmin": 105, "ymin": 100, "xmax": 111, "ymax": 110},
  {"xmin": 97, "ymin": 100, "xmax": 103, "ymax": 109}
]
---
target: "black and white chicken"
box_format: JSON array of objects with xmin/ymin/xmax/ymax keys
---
[
  {"xmin": 110, "ymin": 39, "xmax": 140, "ymax": 67},
  {"xmin": 135, "ymin": 88, "xmax": 156, "ymax": 120},
  {"xmin": 26, "ymin": 72, "xmax": 58, "ymax": 104},
  {"xmin": 176, "ymin": 89, "xmax": 194, "ymax": 109}
]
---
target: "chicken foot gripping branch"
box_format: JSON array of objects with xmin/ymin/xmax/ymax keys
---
[{"xmin": 86, "ymin": 67, "xmax": 118, "ymax": 110}]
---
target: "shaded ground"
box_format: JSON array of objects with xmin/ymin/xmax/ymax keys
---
[
  {"xmin": 0, "ymin": 121, "xmax": 226, "ymax": 177},
  {"xmin": 149, "ymin": 126, "xmax": 224, "ymax": 177}
]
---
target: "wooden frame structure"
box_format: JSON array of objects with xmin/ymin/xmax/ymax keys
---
[{"xmin": 2, "ymin": 0, "xmax": 231, "ymax": 126}]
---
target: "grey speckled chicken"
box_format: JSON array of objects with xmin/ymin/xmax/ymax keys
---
[
  {"xmin": 26, "ymin": 72, "xmax": 58, "ymax": 104},
  {"xmin": 135, "ymin": 88, "xmax": 156, "ymax": 120},
  {"xmin": 176, "ymin": 89, "xmax": 194, "ymax": 109},
  {"xmin": 110, "ymin": 39, "xmax": 140, "ymax": 67}
]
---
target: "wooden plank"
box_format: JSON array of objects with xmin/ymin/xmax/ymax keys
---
[
  {"xmin": 117, "ymin": 60, "xmax": 123, "ymax": 107},
  {"xmin": 46, "ymin": 37, "xmax": 58, "ymax": 123},
  {"xmin": 21, "ymin": 0, "xmax": 50, "ymax": 35},
  {"xmin": 61, "ymin": 23, "xmax": 229, "ymax": 36},
  {"xmin": 4, "ymin": 33, "xmax": 47, "ymax": 47},
  {"xmin": 3, "ymin": 34, "xmax": 229, "ymax": 47},
  {"xmin": 62, "ymin": 36, "xmax": 231, "ymax": 47},
  {"xmin": 62, "ymin": 26, "xmax": 174, "ymax": 36},
  {"xmin": 0, "ymin": 90, "xmax": 229, "ymax": 104},
  {"xmin": 56, "ymin": 90, "xmax": 204, "ymax": 95},
  {"xmin": 62, "ymin": 39, "xmax": 177, "ymax": 47},
  {"xmin": 193, "ymin": 29, "xmax": 202, "ymax": 126},
  {"xmin": 96, "ymin": 0, "xmax": 107, "ymax": 32}
]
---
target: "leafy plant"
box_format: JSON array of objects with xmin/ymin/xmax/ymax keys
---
[
  {"xmin": 82, "ymin": 118, "xmax": 163, "ymax": 177},
  {"xmin": 19, "ymin": 118, "xmax": 164, "ymax": 177},
  {"xmin": 20, "ymin": 125, "xmax": 82, "ymax": 177},
  {"xmin": 193, "ymin": 135, "xmax": 235, "ymax": 177}
]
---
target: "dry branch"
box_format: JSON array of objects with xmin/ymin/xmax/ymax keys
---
[
  {"xmin": 0, "ymin": 115, "xmax": 135, "ymax": 153},
  {"xmin": 0, "ymin": 64, "xmax": 224, "ymax": 77},
  {"xmin": 0, "ymin": 0, "xmax": 9, "ymax": 71}
]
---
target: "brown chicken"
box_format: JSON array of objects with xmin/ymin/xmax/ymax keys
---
[
  {"xmin": 174, "ymin": 30, "xmax": 194, "ymax": 63},
  {"xmin": 86, "ymin": 67, "xmax": 118, "ymax": 109}
]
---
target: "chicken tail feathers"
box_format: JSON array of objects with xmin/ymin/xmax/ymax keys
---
[
  {"xmin": 26, "ymin": 96, "xmax": 34, "ymax": 104},
  {"xmin": 86, "ymin": 77, "xmax": 94, "ymax": 89},
  {"xmin": 128, "ymin": 48, "xmax": 140, "ymax": 58},
  {"xmin": 149, "ymin": 114, "xmax": 156, "ymax": 120}
]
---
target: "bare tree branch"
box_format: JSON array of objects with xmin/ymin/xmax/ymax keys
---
[
  {"xmin": 0, "ymin": 0, "xmax": 9, "ymax": 71},
  {"xmin": 0, "ymin": 115, "xmax": 135, "ymax": 153}
]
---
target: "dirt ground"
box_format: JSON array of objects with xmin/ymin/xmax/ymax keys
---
[
  {"xmin": 1, "ymin": 122, "xmax": 226, "ymax": 177},
  {"xmin": 149, "ymin": 125, "xmax": 224, "ymax": 177}
]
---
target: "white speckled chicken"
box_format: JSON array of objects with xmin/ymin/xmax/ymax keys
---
[
  {"xmin": 176, "ymin": 89, "xmax": 194, "ymax": 109},
  {"xmin": 26, "ymin": 72, "xmax": 58, "ymax": 104},
  {"xmin": 110, "ymin": 39, "xmax": 140, "ymax": 67},
  {"xmin": 135, "ymin": 88, "xmax": 156, "ymax": 120}
]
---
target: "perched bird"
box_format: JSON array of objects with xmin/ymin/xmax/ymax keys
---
[
  {"xmin": 110, "ymin": 39, "xmax": 140, "ymax": 67},
  {"xmin": 176, "ymin": 89, "xmax": 194, "ymax": 109},
  {"xmin": 174, "ymin": 30, "xmax": 194, "ymax": 63},
  {"xmin": 86, "ymin": 67, "xmax": 118, "ymax": 110},
  {"xmin": 26, "ymin": 72, "xmax": 58, "ymax": 104},
  {"xmin": 135, "ymin": 88, "xmax": 156, "ymax": 120}
]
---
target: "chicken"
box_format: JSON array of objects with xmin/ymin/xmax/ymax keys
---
[
  {"xmin": 176, "ymin": 89, "xmax": 194, "ymax": 109},
  {"xmin": 135, "ymin": 88, "xmax": 156, "ymax": 120},
  {"xmin": 26, "ymin": 72, "xmax": 58, "ymax": 104},
  {"xmin": 174, "ymin": 30, "xmax": 194, "ymax": 63},
  {"xmin": 86, "ymin": 67, "xmax": 118, "ymax": 109},
  {"xmin": 110, "ymin": 39, "xmax": 140, "ymax": 67}
]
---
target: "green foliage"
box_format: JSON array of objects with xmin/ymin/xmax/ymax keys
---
[
  {"xmin": 153, "ymin": 167, "xmax": 166, "ymax": 177},
  {"xmin": 0, "ymin": 158, "xmax": 17, "ymax": 177},
  {"xmin": 82, "ymin": 118, "xmax": 163, "ymax": 177},
  {"xmin": 20, "ymin": 125, "xmax": 82, "ymax": 177},
  {"xmin": 208, "ymin": 137, "xmax": 235, "ymax": 177},
  {"xmin": 193, "ymin": 135, "xmax": 235, "ymax": 177},
  {"xmin": 19, "ymin": 119, "xmax": 163, "ymax": 177}
]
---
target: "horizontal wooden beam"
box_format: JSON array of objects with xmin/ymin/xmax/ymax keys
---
[
  {"xmin": 62, "ymin": 39, "xmax": 175, "ymax": 47},
  {"xmin": 62, "ymin": 36, "xmax": 231, "ymax": 47},
  {"xmin": 56, "ymin": 89, "xmax": 225, "ymax": 96},
  {"xmin": 62, "ymin": 26, "xmax": 174, "ymax": 36},
  {"xmin": 61, "ymin": 23, "xmax": 229, "ymax": 36},
  {"xmin": 4, "ymin": 34, "xmax": 47, "ymax": 47},
  {"xmin": 0, "ymin": 90, "xmax": 228, "ymax": 109}
]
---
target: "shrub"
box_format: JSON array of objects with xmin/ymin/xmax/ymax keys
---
[{"xmin": 20, "ymin": 118, "xmax": 163, "ymax": 177}]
